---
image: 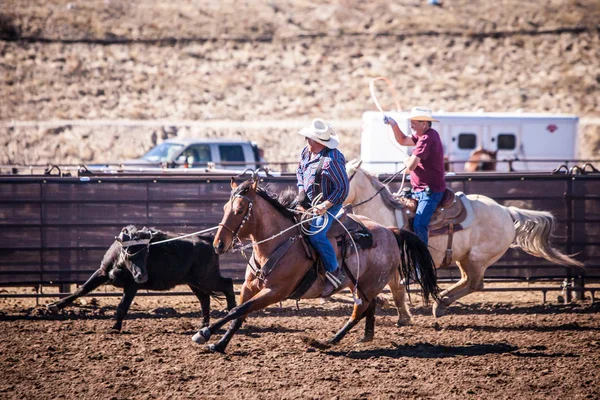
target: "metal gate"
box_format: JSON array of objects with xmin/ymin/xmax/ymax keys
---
[{"xmin": 0, "ymin": 170, "xmax": 598, "ymax": 294}]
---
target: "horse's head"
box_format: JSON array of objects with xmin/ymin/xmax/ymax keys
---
[
  {"xmin": 465, "ymin": 148, "xmax": 498, "ymax": 172},
  {"xmin": 115, "ymin": 225, "xmax": 153, "ymax": 284},
  {"xmin": 344, "ymin": 158, "xmax": 364, "ymax": 205},
  {"xmin": 213, "ymin": 177, "xmax": 258, "ymax": 254}
]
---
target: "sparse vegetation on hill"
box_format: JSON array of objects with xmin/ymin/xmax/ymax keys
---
[{"xmin": 1, "ymin": 0, "xmax": 599, "ymax": 165}]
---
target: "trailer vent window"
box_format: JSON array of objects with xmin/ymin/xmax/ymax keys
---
[
  {"xmin": 497, "ymin": 134, "xmax": 516, "ymax": 150},
  {"xmin": 458, "ymin": 133, "xmax": 477, "ymax": 149}
]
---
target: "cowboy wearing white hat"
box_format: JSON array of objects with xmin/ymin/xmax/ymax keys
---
[
  {"xmin": 297, "ymin": 118, "xmax": 340, "ymax": 149},
  {"xmin": 383, "ymin": 107, "xmax": 446, "ymax": 246},
  {"xmin": 296, "ymin": 118, "xmax": 349, "ymax": 289}
]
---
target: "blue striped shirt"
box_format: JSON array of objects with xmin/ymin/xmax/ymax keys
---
[{"xmin": 296, "ymin": 147, "xmax": 349, "ymax": 205}]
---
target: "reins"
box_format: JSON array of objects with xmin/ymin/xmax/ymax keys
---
[{"xmin": 350, "ymin": 167, "xmax": 406, "ymax": 208}]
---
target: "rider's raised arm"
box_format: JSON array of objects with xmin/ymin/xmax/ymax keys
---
[{"xmin": 391, "ymin": 124, "xmax": 416, "ymax": 146}]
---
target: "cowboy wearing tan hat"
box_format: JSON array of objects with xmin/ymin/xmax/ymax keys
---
[
  {"xmin": 383, "ymin": 107, "xmax": 446, "ymax": 246},
  {"xmin": 296, "ymin": 118, "xmax": 349, "ymax": 289}
]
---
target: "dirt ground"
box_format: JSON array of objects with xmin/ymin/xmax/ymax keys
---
[{"xmin": 1, "ymin": 283, "xmax": 599, "ymax": 399}]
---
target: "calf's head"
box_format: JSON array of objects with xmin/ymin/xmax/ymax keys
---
[{"xmin": 115, "ymin": 225, "xmax": 152, "ymax": 284}]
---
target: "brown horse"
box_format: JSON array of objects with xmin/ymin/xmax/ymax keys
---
[
  {"xmin": 464, "ymin": 148, "xmax": 498, "ymax": 172},
  {"xmin": 191, "ymin": 175, "xmax": 439, "ymax": 353}
]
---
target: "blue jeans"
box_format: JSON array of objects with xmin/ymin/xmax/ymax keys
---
[
  {"xmin": 413, "ymin": 191, "xmax": 444, "ymax": 245},
  {"xmin": 308, "ymin": 204, "xmax": 343, "ymax": 273}
]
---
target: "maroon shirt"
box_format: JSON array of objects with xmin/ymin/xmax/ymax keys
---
[{"xmin": 410, "ymin": 128, "xmax": 446, "ymax": 193}]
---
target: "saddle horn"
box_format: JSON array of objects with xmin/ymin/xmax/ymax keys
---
[
  {"xmin": 236, "ymin": 168, "xmax": 255, "ymax": 178},
  {"xmin": 255, "ymin": 167, "xmax": 270, "ymax": 178}
]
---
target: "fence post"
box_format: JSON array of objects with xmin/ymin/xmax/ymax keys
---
[{"xmin": 569, "ymin": 174, "xmax": 586, "ymax": 301}]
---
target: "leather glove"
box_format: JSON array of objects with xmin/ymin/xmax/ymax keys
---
[{"xmin": 383, "ymin": 115, "xmax": 397, "ymax": 126}]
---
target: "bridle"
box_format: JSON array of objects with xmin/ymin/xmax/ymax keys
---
[
  {"xmin": 218, "ymin": 193, "xmax": 253, "ymax": 242},
  {"xmin": 348, "ymin": 168, "xmax": 359, "ymax": 183}
]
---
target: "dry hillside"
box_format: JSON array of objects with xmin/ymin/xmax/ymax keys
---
[{"xmin": 1, "ymin": 0, "xmax": 599, "ymax": 166}]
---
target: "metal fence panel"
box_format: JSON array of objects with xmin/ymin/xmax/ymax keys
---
[{"xmin": 0, "ymin": 173, "xmax": 598, "ymax": 286}]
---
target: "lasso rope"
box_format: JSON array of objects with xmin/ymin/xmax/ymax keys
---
[
  {"xmin": 150, "ymin": 226, "xmax": 219, "ymax": 245},
  {"xmin": 233, "ymin": 194, "xmax": 363, "ymax": 305},
  {"xmin": 369, "ymin": 76, "xmax": 409, "ymax": 191}
]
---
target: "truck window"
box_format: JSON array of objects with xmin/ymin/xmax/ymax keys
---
[
  {"xmin": 184, "ymin": 145, "xmax": 212, "ymax": 164},
  {"xmin": 141, "ymin": 143, "xmax": 184, "ymax": 162},
  {"xmin": 458, "ymin": 133, "xmax": 477, "ymax": 149},
  {"xmin": 497, "ymin": 133, "xmax": 516, "ymax": 150},
  {"xmin": 219, "ymin": 145, "xmax": 245, "ymax": 163}
]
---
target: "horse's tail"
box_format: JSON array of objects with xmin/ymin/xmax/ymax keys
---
[
  {"xmin": 389, "ymin": 227, "xmax": 441, "ymax": 305},
  {"xmin": 506, "ymin": 207, "xmax": 584, "ymax": 268}
]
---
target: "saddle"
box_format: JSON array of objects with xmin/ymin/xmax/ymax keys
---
[
  {"xmin": 395, "ymin": 188, "xmax": 470, "ymax": 267},
  {"xmin": 395, "ymin": 188, "xmax": 468, "ymax": 235},
  {"xmin": 326, "ymin": 210, "xmax": 374, "ymax": 249},
  {"xmin": 288, "ymin": 209, "xmax": 374, "ymax": 300}
]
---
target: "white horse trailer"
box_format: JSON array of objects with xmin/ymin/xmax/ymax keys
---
[{"xmin": 360, "ymin": 111, "xmax": 579, "ymax": 173}]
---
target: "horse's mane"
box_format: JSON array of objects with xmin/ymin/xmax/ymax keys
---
[
  {"xmin": 234, "ymin": 180, "xmax": 297, "ymax": 221},
  {"xmin": 357, "ymin": 168, "xmax": 405, "ymax": 210}
]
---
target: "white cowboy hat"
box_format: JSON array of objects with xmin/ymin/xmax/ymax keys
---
[
  {"xmin": 298, "ymin": 118, "xmax": 340, "ymax": 149},
  {"xmin": 409, "ymin": 106, "xmax": 439, "ymax": 122}
]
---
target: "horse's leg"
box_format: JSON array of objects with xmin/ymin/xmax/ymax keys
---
[
  {"xmin": 46, "ymin": 270, "xmax": 108, "ymax": 313},
  {"xmin": 433, "ymin": 259, "xmax": 488, "ymax": 318},
  {"xmin": 360, "ymin": 299, "xmax": 377, "ymax": 342},
  {"xmin": 206, "ymin": 282, "xmax": 256, "ymax": 353},
  {"xmin": 328, "ymin": 300, "xmax": 372, "ymax": 345},
  {"xmin": 188, "ymin": 285, "xmax": 211, "ymax": 328},
  {"xmin": 192, "ymin": 287, "xmax": 281, "ymax": 347},
  {"xmin": 112, "ymin": 285, "xmax": 139, "ymax": 331},
  {"xmin": 386, "ymin": 269, "xmax": 412, "ymax": 326}
]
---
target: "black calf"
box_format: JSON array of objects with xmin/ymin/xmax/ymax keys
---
[{"xmin": 47, "ymin": 225, "xmax": 237, "ymax": 331}]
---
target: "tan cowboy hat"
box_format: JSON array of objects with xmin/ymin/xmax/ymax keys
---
[
  {"xmin": 409, "ymin": 106, "xmax": 439, "ymax": 122},
  {"xmin": 298, "ymin": 118, "xmax": 340, "ymax": 149}
]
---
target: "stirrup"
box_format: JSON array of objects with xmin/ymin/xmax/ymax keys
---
[{"xmin": 325, "ymin": 271, "xmax": 342, "ymax": 289}]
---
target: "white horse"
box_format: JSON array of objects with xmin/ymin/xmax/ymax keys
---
[{"xmin": 345, "ymin": 159, "xmax": 583, "ymax": 324}]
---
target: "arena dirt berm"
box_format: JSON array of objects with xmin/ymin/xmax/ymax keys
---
[{"xmin": 1, "ymin": 0, "xmax": 599, "ymax": 165}]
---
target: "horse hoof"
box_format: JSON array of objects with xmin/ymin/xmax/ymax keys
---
[
  {"xmin": 358, "ymin": 335, "xmax": 374, "ymax": 343},
  {"xmin": 207, "ymin": 344, "xmax": 225, "ymax": 354},
  {"xmin": 192, "ymin": 327, "xmax": 211, "ymax": 345},
  {"xmin": 375, "ymin": 296, "xmax": 390, "ymax": 310},
  {"xmin": 396, "ymin": 318, "xmax": 412, "ymax": 327},
  {"xmin": 433, "ymin": 302, "xmax": 447, "ymax": 318},
  {"xmin": 46, "ymin": 304, "xmax": 59, "ymax": 314}
]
